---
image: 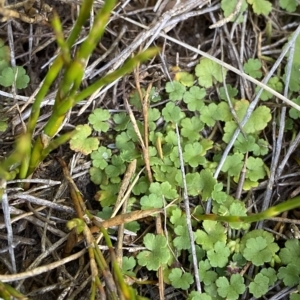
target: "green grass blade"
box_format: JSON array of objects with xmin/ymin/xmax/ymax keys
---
[
  {"xmin": 195, "ymin": 196, "xmax": 300, "ymax": 223},
  {"xmin": 18, "ymin": 57, "xmax": 64, "ymax": 178},
  {"xmin": 27, "ymin": 130, "xmax": 76, "ymax": 176},
  {"xmin": 66, "ymin": 0, "xmax": 94, "ymax": 48},
  {"xmin": 73, "ymin": 48, "xmax": 159, "ymax": 103},
  {"xmin": 77, "ymin": 0, "xmax": 117, "ymax": 61},
  {"xmin": 2, "ymin": 133, "xmax": 31, "ymax": 179},
  {"xmin": 27, "ymin": 0, "xmax": 94, "ymax": 129},
  {"xmin": 27, "ymin": 57, "xmax": 64, "ymax": 135},
  {"xmin": 42, "ymin": 48, "xmax": 158, "ymax": 136},
  {"xmin": 51, "ymin": 11, "xmax": 70, "ymax": 65},
  {"xmin": 58, "ymin": 0, "xmax": 117, "ymax": 101}
]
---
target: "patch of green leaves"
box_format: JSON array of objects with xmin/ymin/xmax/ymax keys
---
[
  {"xmin": 0, "ymin": 66, "xmax": 30, "ymax": 89},
  {"xmin": 223, "ymin": 101, "xmax": 271, "ymax": 143},
  {"xmin": 174, "ymin": 71, "xmax": 195, "ymax": 87},
  {"xmin": 137, "ymin": 234, "xmax": 171, "ymax": 271},
  {"xmin": 70, "ymin": 124, "xmax": 99, "ymax": 155},
  {"xmin": 243, "ymin": 157, "xmax": 266, "ymax": 182},
  {"xmin": 290, "ymin": 291, "xmax": 300, "ymax": 300},
  {"xmin": 243, "ymin": 58, "xmax": 262, "ymax": 78},
  {"xmin": 89, "ymin": 108, "xmax": 111, "ymax": 132},
  {"xmin": 280, "ymin": 0, "xmax": 299, "ymax": 13},
  {"xmin": 82, "ymin": 30, "xmax": 300, "ymax": 297},
  {"xmin": 0, "ymin": 40, "xmax": 30, "ymax": 89},
  {"xmin": 91, "ymin": 146, "xmax": 112, "ymax": 170},
  {"xmin": 162, "ymin": 102, "xmax": 186, "ymax": 123},
  {"xmin": 122, "ymin": 256, "xmax": 136, "ymax": 277},
  {"xmin": 207, "ymin": 241, "xmax": 231, "ymax": 267},
  {"xmin": 0, "ymin": 40, "xmax": 10, "ymax": 61},
  {"xmin": 279, "ymin": 239, "xmax": 300, "ymax": 266},
  {"xmin": 199, "ymin": 260, "xmax": 218, "ymax": 286},
  {"xmin": 180, "ymin": 116, "xmax": 204, "ymax": 141},
  {"xmin": 240, "ymin": 230, "xmax": 279, "ymax": 266},
  {"xmin": 149, "ymin": 181, "xmax": 178, "ymax": 200},
  {"xmin": 249, "ymin": 273, "xmax": 270, "ymax": 298},
  {"xmin": 140, "ymin": 193, "xmax": 163, "ymax": 209},
  {"xmin": 200, "ymin": 103, "xmax": 219, "ymax": 127},
  {"xmin": 221, "ymin": 0, "xmax": 248, "ymax": 24},
  {"xmin": 195, "ymin": 221, "xmax": 227, "ymax": 251},
  {"xmin": 113, "ymin": 113, "xmax": 130, "ymax": 131},
  {"xmin": 221, "ymin": 153, "xmax": 244, "ymax": 177},
  {"xmin": 278, "ymin": 264, "xmax": 300, "ymax": 287},
  {"xmin": 168, "ymin": 268, "xmax": 194, "ymax": 290},
  {"xmin": 256, "ymin": 76, "xmax": 283, "ymax": 101},
  {"xmin": 247, "ymin": 0, "xmax": 272, "ymax": 16},
  {"xmin": 195, "ymin": 58, "xmax": 225, "ymax": 88},
  {"xmin": 183, "ymin": 142, "xmax": 206, "ymax": 167},
  {"xmin": 234, "ymin": 135, "xmax": 269, "ymax": 156},
  {"xmin": 188, "ymin": 291, "xmax": 211, "ymax": 300},
  {"xmin": 183, "ymin": 86, "xmax": 206, "ymax": 111},
  {"xmin": 219, "ymin": 84, "xmax": 238, "ymax": 100},
  {"xmin": 173, "ymin": 225, "xmax": 191, "ymax": 250},
  {"xmin": 216, "ymin": 274, "xmax": 246, "ymax": 300},
  {"xmin": 170, "ymin": 207, "xmax": 187, "ymax": 227},
  {"xmin": 289, "ymin": 96, "xmax": 300, "ymax": 119},
  {"xmin": 166, "ymin": 81, "xmax": 186, "ymax": 101}
]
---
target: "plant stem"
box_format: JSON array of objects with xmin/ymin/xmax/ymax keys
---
[{"xmin": 195, "ymin": 196, "xmax": 300, "ymax": 223}]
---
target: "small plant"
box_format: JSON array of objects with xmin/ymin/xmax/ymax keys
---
[
  {"xmin": 69, "ymin": 17, "xmax": 300, "ymax": 297},
  {"xmin": 0, "ymin": 40, "xmax": 30, "ymax": 90},
  {"xmin": 0, "ymin": 40, "xmax": 30, "ymax": 133},
  {"xmin": 222, "ymin": 0, "xmax": 299, "ymax": 22},
  {"xmin": 137, "ymin": 234, "xmax": 171, "ymax": 271}
]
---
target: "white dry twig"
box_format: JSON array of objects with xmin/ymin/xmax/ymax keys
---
[{"xmin": 175, "ymin": 124, "xmax": 201, "ymax": 293}]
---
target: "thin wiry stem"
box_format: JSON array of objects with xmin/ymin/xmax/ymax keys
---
[
  {"xmin": 276, "ymin": 132, "xmax": 300, "ymax": 178},
  {"xmin": 257, "ymin": 25, "xmax": 299, "ymax": 228},
  {"xmin": 91, "ymin": 7, "xmax": 300, "ymax": 109},
  {"xmin": 175, "ymin": 124, "xmax": 201, "ymax": 293},
  {"xmin": 1, "ymin": 180, "xmax": 16, "ymax": 273},
  {"xmin": 239, "ymin": 9, "xmax": 248, "ymax": 100},
  {"xmin": 207, "ymin": 25, "xmax": 300, "ymax": 213}
]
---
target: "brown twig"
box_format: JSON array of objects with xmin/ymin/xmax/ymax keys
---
[
  {"xmin": 0, "ymin": 0, "xmax": 51, "ymax": 24},
  {"xmin": 156, "ymin": 212, "xmax": 165, "ymax": 300},
  {"xmin": 115, "ymin": 159, "xmax": 137, "ymax": 266},
  {"xmin": 123, "ymin": 92, "xmax": 153, "ymax": 182}
]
